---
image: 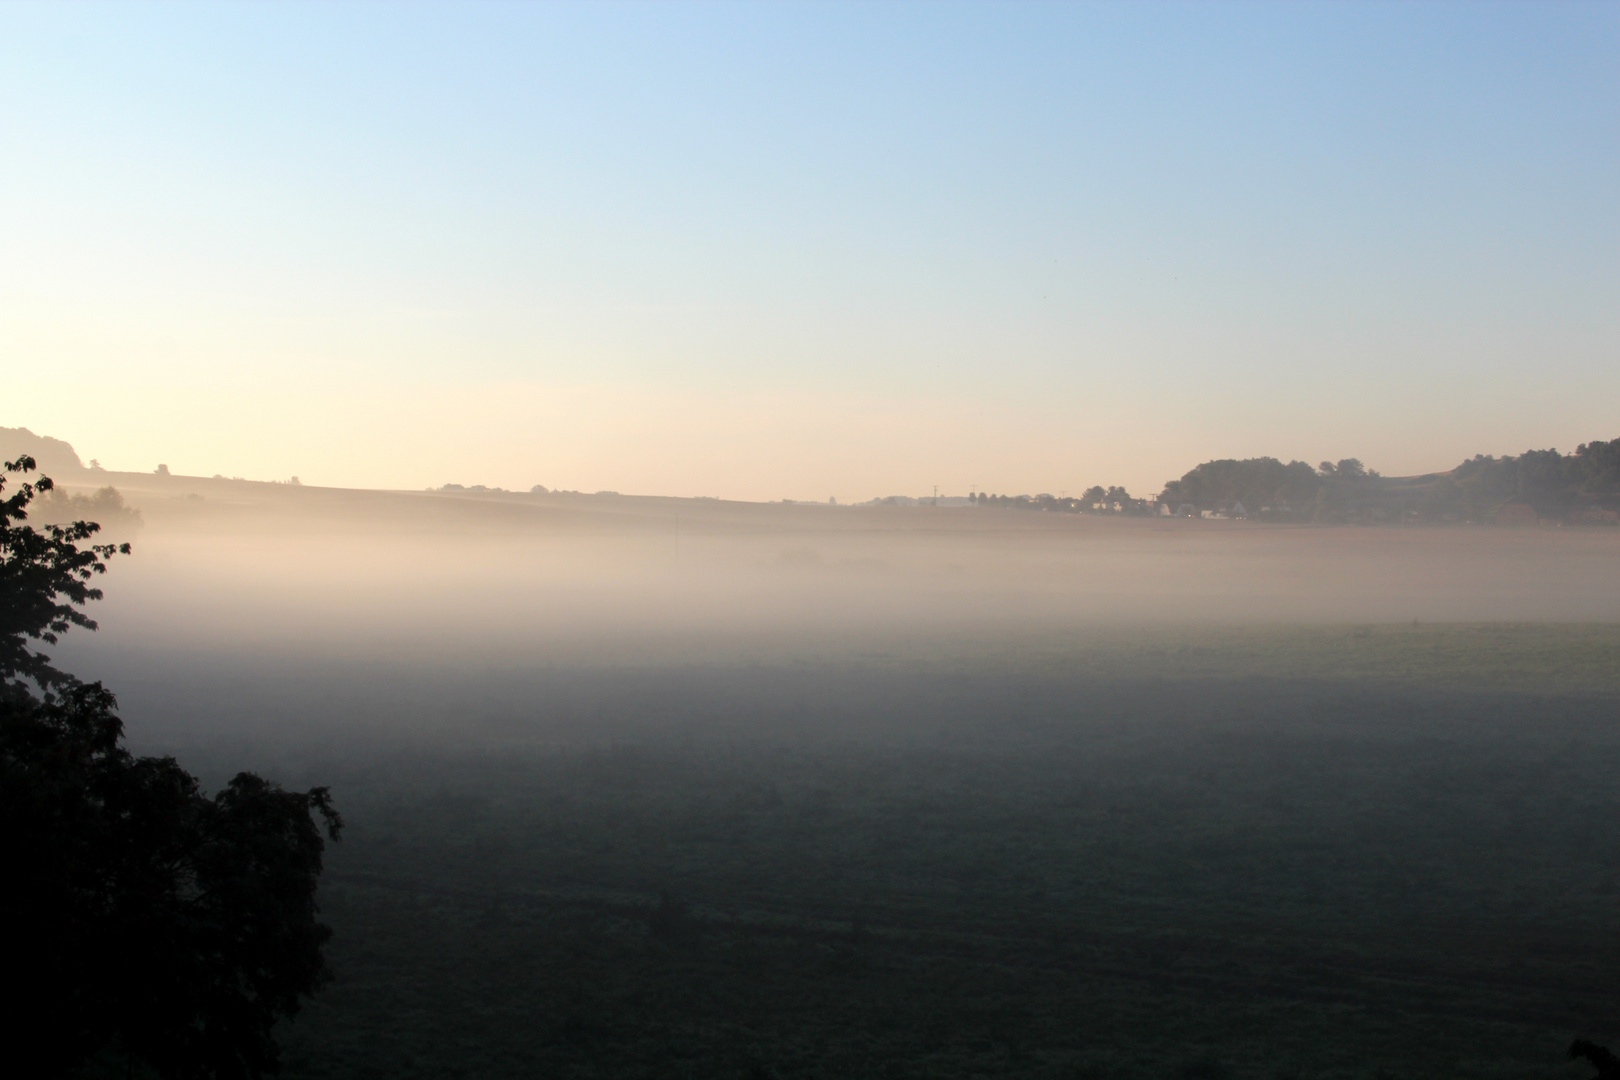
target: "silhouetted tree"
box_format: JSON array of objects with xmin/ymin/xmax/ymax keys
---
[
  {"xmin": 0, "ymin": 455, "xmax": 341, "ymax": 1079},
  {"xmin": 0, "ymin": 454, "xmax": 129, "ymax": 699}
]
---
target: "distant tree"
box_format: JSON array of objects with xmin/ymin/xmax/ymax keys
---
[
  {"xmin": 1161, "ymin": 458, "xmax": 1320, "ymax": 515},
  {"xmin": 1334, "ymin": 458, "xmax": 1367, "ymax": 480},
  {"xmin": 0, "ymin": 454, "xmax": 342, "ymax": 1079},
  {"xmin": 1571, "ymin": 438, "xmax": 1620, "ymax": 495},
  {"xmin": 34, "ymin": 484, "xmax": 143, "ymax": 532}
]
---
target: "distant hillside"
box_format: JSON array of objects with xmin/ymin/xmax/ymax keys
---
[
  {"xmin": 7, "ymin": 426, "xmax": 1618, "ymax": 527},
  {"xmin": 0, "ymin": 426, "xmax": 86, "ymax": 476}
]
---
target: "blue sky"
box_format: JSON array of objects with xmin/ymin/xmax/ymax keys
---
[{"xmin": 3, "ymin": 1, "xmax": 1616, "ymax": 498}]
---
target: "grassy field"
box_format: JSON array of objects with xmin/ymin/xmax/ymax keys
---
[{"xmin": 238, "ymin": 624, "xmax": 1620, "ymax": 1080}]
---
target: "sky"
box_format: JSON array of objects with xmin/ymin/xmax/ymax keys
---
[{"xmin": 3, "ymin": 1, "xmax": 1616, "ymax": 501}]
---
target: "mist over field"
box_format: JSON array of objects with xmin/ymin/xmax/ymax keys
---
[
  {"xmin": 8, "ymin": 2, "xmax": 1620, "ymax": 1076},
  {"xmin": 26, "ymin": 468, "xmax": 1617, "ymax": 1080},
  {"xmin": 38, "ymin": 470, "xmax": 1618, "ymax": 751},
  {"xmin": 4, "ymin": 435, "xmax": 1617, "ymax": 1080}
]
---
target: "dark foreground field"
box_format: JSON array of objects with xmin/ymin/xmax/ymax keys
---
[{"xmin": 109, "ymin": 624, "xmax": 1617, "ymax": 1080}]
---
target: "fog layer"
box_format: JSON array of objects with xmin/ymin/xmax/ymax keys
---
[{"xmin": 43, "ymin": 473, "xmax": 1620, "ymax": 756}]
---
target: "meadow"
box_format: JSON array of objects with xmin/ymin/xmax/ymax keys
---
[
  {"xmin": 226, "ymin": 624, "xmax": 1620, "ymax": 1080},
  {"xmin": 48, "ymin": 479, "xmax": 1620, "ymax": 1079}
]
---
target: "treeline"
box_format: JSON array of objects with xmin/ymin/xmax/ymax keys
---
[
  {"xmin": 971, "ymin": 439, "xmax": 1620, "ymax": 524},
  {"xmin": 1159, "ymin": 440, "xmax": 1620, "ymax": 524},
  {"xmin": 1159, "ymin": 456, "xmax": 1381, "ymax": 521},
  {"xmin": 1445, "ymin": 441, "xmax": 1620, "ymax": 518},
  {"xmin": 968, "ymin": 485, "xmax": 1149, "ymax": 515}
]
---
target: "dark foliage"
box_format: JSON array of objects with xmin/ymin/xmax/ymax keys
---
[
  {"xmin": 0, "ymin": 455, "xmax": 341, "ymax": 1079},
  {"xmin": 1, "ymin": 686, "xmax": 342, "ymax": 1078}
]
